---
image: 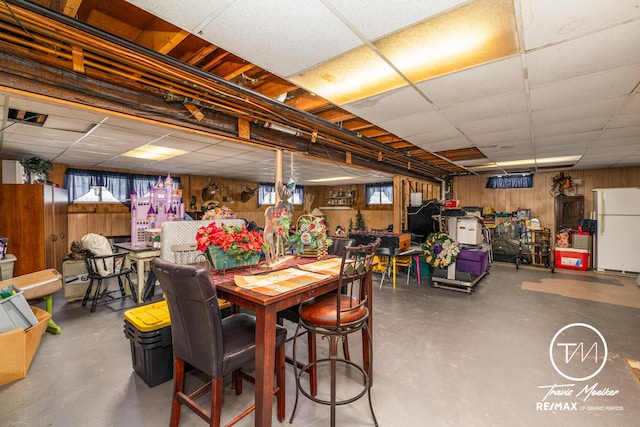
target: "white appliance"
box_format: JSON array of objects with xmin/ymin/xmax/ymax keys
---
[
  {"xmin": 593, "ymin": 188, "xmax": 640, "ymax": 274},
  {"xmin": 454, "ymin": 217, "xmax": 484, "ymax": 245}
]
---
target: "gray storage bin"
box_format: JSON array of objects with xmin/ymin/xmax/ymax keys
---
[{"xmin": 0, "ymin": 285, "xmax": 39, "ymax": 333}]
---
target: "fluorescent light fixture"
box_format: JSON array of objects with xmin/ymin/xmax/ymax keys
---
[
  {"xmin": 290, "ymin": 0, "xmax": 518, "ymax": 105},
  {"xmin": 467, "ymin": 155, "xmax": 583, "ymax": 170},
  {"xmin": 122, "ymin": 145, "xmax": 189, "ymax": 161},
  {"xmin": 307, "ymin": 176, "xmax": 356, "ymax": 183}
]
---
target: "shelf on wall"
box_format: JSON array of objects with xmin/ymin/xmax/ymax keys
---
[{"xmin": 319, "ymin": 206, "xmax": 353, "ymax": 210}]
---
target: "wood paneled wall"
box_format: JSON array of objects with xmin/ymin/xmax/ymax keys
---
[{"xmin": 452, "ymin": 167, "xmax": 640, "ymax": 232}]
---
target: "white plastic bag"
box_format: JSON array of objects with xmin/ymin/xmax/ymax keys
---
[{"xmin": 82, "ymin": 233, "xmax": 113, "ymax": 276}]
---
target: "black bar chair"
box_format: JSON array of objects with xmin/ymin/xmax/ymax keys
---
[{"xmin": 289, "ymin": 238, "xmax": 380, "ymax": 426}]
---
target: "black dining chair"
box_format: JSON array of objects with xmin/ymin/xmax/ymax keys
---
[
  {"xmin": 82, "ymin": 251, "xmax": 137, "ymax": 312},
  {"xmin": 150, "ymin": 258, "xmax": 287, "ymax": 427},
  {"xmin": 289, "ymin": 238, "xmax": 380, "ymax": 427}
]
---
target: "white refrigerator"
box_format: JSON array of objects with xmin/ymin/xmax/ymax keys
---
[{"xmin": 593, "ymin": 187, "xmax": 640, "ymax": 274}]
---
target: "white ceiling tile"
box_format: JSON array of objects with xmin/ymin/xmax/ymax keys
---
[
  {"xmin": 417, "ymin": 56, "xmax": 524, "ymax": 106},
  {"xmin": 526, "ymin": 20, "xmax": 640, "ymax": 87},
  {"xmin": 609, "ymin": 112, "xmax": 640, "ymax": 128},
  {"xmin": 470, "ymin": 127, "xmax": 532, "ymax": 146},
  {"xmin": 342, "ymin": 86, "xmax": 435, "ymax": 124},
  {"xmin": 529, "ymin": 65, "xmax": 640, "ymax": 110},
  {"xmin": 440, "ymin": 91, "xmax": 528, "ymax": 124},
  {"xmin": 125, "ymin": 0, "xmax": 234, "ymax": 33},
  {"xmin": 534, "ymin": 117, "xmax": 611, "ymax": 138},
  {"xmin": 378, "ymin": 111, "xmax": 452, "ymax": 138},
  {"xmin": 532, "ymin": 97, "xmax": 626, "ymax": 127},
  {"xmin": 198, "ymin": 1, "xmax": 363, "ymax": 77},
  {"xmin": 327, "ymin": 0, "xmax": 468, "ymax": 40},
  {"xmin": 420, "ymin": 138, "xmax": 472, "ymax": 152},
  {"xmin": 598, "ymin": 126, "xmax": 640, "ymax": 140},
  {"xmin": 459, "ymin": 113, "xmax": 530, "ymax": 136},
  {"xmin": 407, "ymin": 128, "xmax": 466, "ymax": 145},
  {"xmin": 521, "ymin": 0, "xmax": 640, "ymax": 50}
]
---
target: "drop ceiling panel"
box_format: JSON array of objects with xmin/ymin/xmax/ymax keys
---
[
  {"xmin": 534, "ymin": 117, "xmax": 611, "ymax": 138},
  {"xmin": 526, "ymin": 20, "xmax": 640, "ymax": 87},
  {"xmin": 521, "ymin": 0, "xmax": 640, "ymax": 52},
  {"xmin": 125, "ymin": 0, "xmax": 234, "ymax": 34},
  {"xmin": 458, "ymin": 113, "xmax": 530, "ymax": 136},
  {"xmin": 197, "ymin": 1, "xmax": 363, "ymax": 77},
  {"xmin": 328, "ymin": 0, "xmax": 468, "ymax": 40},
  {"xmin": 42, "ymin": 117, "xmax": 96, "ymax": 133},
  {"xmin": 417, "ymin": 56, "xmax": 524, "ymax": 106},
  {"xmin": 599, "ymin": 126, "xmax": 640, "ymax": 140},
  {"xmin": 532, "ymin": 97, "xmax": 626, "ymax": 127},
  {"xmin": 378, "ymin": 111, "xmax": 453, "ymax": 138},
  {"xmin": 529, "ymin": 66, "xmax": 640, "ymax": 110},
  {"xmin": 471, "ymin": 127, "xmax": 531, "ymax": 146},
  {"xmin": 406, "ymin": 127, "xmax": 466, "ymax": 146},
  {"xmin": 342, "ymin": 86, "xmax": 435, "ymax": 124},
  {"xmin": 420, "ymin": 138, "xmax": 473, "ymax": 152},
  {"xmin": 609, "ymin": 112, "xmax": 640, "ymax": 128},
  {"xmin": 440, "ymin": 91, "xmax": 528, "ymax": 124}
]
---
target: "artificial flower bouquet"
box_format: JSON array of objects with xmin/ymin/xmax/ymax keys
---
[
  {"xmin": 289, "ymin": 214, "xmax": 332, "ymax": 257},
  {"xmin": 196, "ymin": 222, "xmax": 266, "ymax": 269}
]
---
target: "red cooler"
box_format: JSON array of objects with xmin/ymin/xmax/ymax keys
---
[{"xmin": 554, "ymin": 248, "xmax": 589, "ymax": 271}]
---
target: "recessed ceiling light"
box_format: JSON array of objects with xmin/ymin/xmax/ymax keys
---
[
  {"xmin": 290, "ymin": 0, "xmax": 518, "ymax": 105},
  {"xmin": 122, "ymin": 145, "xmax": 189, "ymax": 161}
]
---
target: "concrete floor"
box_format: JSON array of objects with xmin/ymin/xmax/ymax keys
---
[{"xmin": 1, "ymin": 263, "xmax": 639, "ymax": 426}]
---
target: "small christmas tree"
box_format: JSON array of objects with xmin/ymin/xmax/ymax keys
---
[
  {"xmin": 348, "ymin": 218, "xmax": 354, "ymax": 235},
  {"xmin": 355, "ymin": 210, "xmax": 365, "ymax": 231}
]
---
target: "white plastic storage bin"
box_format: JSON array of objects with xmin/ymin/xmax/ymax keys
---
[
  {"xmin": 456, "ymin": 217, "xmax": 484, "ymax": 245},
  {"xmin": 0, "ymin": 254, "xmax": 16, "ymax": 280}
]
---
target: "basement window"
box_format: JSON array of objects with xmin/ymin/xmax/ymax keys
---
[
  {"xmin": 486, "ymin": 173, "xmax": 533, "ymax": 189},
  {"xmin": 366, "ymin": 183, "xmax": 393, "ymax": 205},
  {"xmin": 258, "ymin": 183, "xmax": 304, "ymax": 207}
]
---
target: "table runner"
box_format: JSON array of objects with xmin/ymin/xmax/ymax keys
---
[
  {"xmin": 233, "ymin": 268, "xmax": 329, "ymax": 296},
  {"xmin": 297, "ymin": 257, "xmax": 343, "ymax": 276}
]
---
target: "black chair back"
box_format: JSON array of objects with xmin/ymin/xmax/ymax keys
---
[{"xmin": 151, "ymin": 258, "xmax": 224, "ymax": 378}]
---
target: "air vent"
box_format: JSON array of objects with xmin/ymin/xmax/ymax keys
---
[{"xmin": 8, "ymin": 108, "xmax": 48, "ymax": 126}]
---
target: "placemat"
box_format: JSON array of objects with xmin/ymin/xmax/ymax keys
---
[
  {"xmin": 233, "ymin": 268, "xmax": 329, "ymax": 296},
  {"xmin": 297, "ymin": 257, "xmax": 343, "ymax": 276}
]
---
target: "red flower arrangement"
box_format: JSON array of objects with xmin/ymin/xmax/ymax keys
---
[{"xmin": 196, "ymin": 222, "xmax": 266, "ymax": 261}]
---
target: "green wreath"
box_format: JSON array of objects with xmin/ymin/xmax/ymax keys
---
[{"xmin": 422, "ymin": 232, "xmax": 460, "ymax": 268}]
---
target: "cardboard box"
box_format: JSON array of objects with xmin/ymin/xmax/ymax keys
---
[{"xmin": 0, "ymin": 305, "xmax": 51, "ymax": 386}]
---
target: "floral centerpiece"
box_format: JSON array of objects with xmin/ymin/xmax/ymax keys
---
[
  {"xmin": 196, "ymin": 222, "xmax": 266, "ymax": 270},
  {"xmin": 422, "ymin": 232, "xmax": 460, "ymax": 269},
  {"xmin": 270, "ymin": 207, "xmax": 292, "ymax": 238},
  {"xmin": 288, "ymin": 214, "xmax": 333, "ymax": 258}
]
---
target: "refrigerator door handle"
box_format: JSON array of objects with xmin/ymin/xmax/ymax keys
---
[{"xmin": 598, "ymin": 191, "xmax": 604, "ymax": 234}]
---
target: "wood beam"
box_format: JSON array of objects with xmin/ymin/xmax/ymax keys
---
[{"xmin": 63, "ymin": 0, "xmax": 83, "ymax": 17}]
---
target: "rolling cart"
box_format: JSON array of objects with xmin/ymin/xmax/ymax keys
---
[{"xmin": 515, "ymin": 227, "xmax": 554, "ymax": 272}]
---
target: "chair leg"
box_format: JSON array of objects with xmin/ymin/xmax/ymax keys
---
[
  {"xmin": 329, "ymin": 335, "xmax": 338, "ymax": 427},
  {"xmin": 308, "ymin": 331, "xmax": 317, "ymax": 397},
  {"xmin": 81, "ymin": 278, "xmax": 95, "ymax": 307},
  {"xmin": 126, "ymin": 273, "xmax": 138, "ymax": 302},
  {"xmin": 170, "ymin": 357, "xmax": 185, "ymax": 427},
  {"xmin": 211, "ymin": 376, "xmax": 223, "ymax": 427},
  {"xmin": 289, "ymin": 322, "xmax": 303, "ymax": 423},
  {"xmin": 276, "ymin": 342, "xmax": 286, "ymax": 422},
  {"xmin": 90, "ymin": 278, "xmax": 103, "ymax": 312}
]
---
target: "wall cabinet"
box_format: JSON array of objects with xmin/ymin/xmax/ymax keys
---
[{"xmin": 0, "ymin": 184, "xmax": 68, "ymax": 276}]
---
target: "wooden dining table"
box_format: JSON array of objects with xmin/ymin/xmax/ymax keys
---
[{"xmin": 213, "ymin": 257, "xmax": 374, "ymax": 427}]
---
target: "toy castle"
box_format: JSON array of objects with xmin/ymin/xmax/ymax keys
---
[{"xmin": 130, "ymin": 173, "xmax": 184, "ymax": 246}]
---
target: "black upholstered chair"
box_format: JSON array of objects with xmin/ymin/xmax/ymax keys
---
[
  {"xmin": 289, "ymin": 239, "xmax": 380, "ymax": 426},
  {"xmin": 150, "ymin": 258, "xmax": 287, "ymax": 427},
  {"xmin": 82, "ymin": 251, "xmax": 136, "ymax": 312}
]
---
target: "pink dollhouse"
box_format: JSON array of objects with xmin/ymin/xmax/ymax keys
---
[{"xmin": 130, "ymin": 173, "xmax": 184, "ymax": 246}]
